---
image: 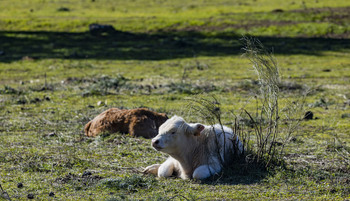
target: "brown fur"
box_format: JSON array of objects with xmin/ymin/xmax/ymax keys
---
[{"xmin": 84, "ymin": 108, "xmax": 168, "ymax": 138}]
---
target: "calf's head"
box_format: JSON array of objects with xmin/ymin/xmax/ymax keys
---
[{"xmin": 151, "ymin": 116, "xmax": 204, "ymax": 155}]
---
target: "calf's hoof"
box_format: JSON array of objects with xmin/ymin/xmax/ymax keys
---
[{"xmin": 143, "ymin": 164, "xmax": 161, "ymax": 176}]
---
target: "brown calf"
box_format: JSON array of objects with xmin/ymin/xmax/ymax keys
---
[{"xmin": 84, "ymin": 108, "xmax": 168, "ymax": 138}]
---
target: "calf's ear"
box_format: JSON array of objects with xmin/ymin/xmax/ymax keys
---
[{"xmin": 194, "ymin": 124, "xmax": 204, "ymax": 136}]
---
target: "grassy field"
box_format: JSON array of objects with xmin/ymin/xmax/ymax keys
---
[{"xmin": 0, "ymin": 0, "xmax": 350, "ymax": 200}]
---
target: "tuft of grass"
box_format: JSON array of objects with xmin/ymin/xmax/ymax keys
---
[
  {"xmin": 99, "ymin": 175, "xmax": 157, "ymax": 192},
  {"xmin": 0, "ymin": 85, "xmax": 22, "ymax": 95},
  {"xmin": 81, "ymin": 75, "xmax": 129, "ymax": 97},
  {"xmin": 242, "ymin": 36, "xmax": 282, "ymax": 167}
]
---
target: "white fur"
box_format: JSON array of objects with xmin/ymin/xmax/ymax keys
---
[{"xmin": 143, "ymin": 115, "xmax": 243, "ymax": 180}]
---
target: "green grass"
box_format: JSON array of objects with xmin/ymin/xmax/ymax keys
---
[{"xmin": 1, "ymin": 0, "xmax": 350, "ymax": 200}]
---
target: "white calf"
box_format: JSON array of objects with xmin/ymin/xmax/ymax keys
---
[{"xmin": 143, "ymin": 115, "xmax": 243, "ymax": 180}]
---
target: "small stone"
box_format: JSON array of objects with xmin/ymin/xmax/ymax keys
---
[
  {"xmin": 48, "ymin": 132, "xmax": 56, "ymax": 137},
  {"xmin": 27, "ymin": 194, "xmax": 34, "ymax": 199},
  {"xmin": 17, "ymin": 182, "xmax": 23, "ymax": 188},
  {"xmin": 304, "ymin": 111, "xmax": 313, "ymax": 120}
]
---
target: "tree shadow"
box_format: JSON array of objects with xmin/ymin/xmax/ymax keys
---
[{"xmin": 1, "ymin": 30, "xmax": 349, "ymax": 62}]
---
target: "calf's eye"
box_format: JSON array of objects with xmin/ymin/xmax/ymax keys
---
[{"xmin": 171, "ymin": 131, "xmax": 176, "ymax": 134}]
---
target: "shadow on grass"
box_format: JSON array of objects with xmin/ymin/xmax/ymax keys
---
[
  {"xmin": 199, "ymin": 161, "xmax": 270, "ymax": 186},
  {"xmin": 1, "ymin": 30, "xmax": 350, "ymax": 62}
]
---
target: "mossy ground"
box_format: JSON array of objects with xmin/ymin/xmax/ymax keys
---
[{"xmin": 0, "ymin": 0, "xmax": 349, "ymax": 200}]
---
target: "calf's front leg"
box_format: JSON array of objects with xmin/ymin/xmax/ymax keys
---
[
  {"xmin": 143, "ymin": 164, "xmax": 161, "ymax": 176},
  {"xmin": 158, "ymin": 158, "xmax": 176, "ymax": 178},
  {"xmin": 143, "ymin": 158, "xmax": 176, "ymax": 178}
]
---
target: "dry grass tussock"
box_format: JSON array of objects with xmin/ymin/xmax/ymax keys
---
[{"xmin": 187, "ymin": 37, "xmax": 308, "ymax": 171}]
